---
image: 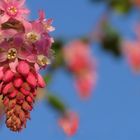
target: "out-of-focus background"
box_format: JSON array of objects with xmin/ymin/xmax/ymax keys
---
[{"xmin": 1, "ymin": 0, "xmax": 140, "ymax": 139}]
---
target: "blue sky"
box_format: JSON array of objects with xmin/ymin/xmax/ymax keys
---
[{"xmin": 1, "ymin": 0, "xmax": 140, "ymax": 140}]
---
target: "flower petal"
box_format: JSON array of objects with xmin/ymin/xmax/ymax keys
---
[
  {"xmin": 9, "ymin": 58, "xmax": 18, "ymax": 73},
  {"xmin": 16, "ymin": 0, "xmax": 26, "ymax": 7},
  {"xmin": 0, "ymin": 52, "xmax": 7, "ymax": 62}
]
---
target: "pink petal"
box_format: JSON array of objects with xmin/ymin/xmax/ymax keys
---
[
  {"xmin": 0, "ymin": 15, "xmax": 9, "ymax": 23},
  {"xmin": 16, "ymin": 0, "xmax": 26, "ymax": 7},
  {"xmin": 34, "ymin": 63, "xmax": 40, "ymax": 72},
  {"xmin": 26, "ymin": 54, "xmax": 37, "ymax": 63},
  {"xmin": 23, "ymin": 20, "xmax": 32, "ymax": 32},
  {"xmin": 19, "ymin": 8, "xmax": 30, "ymax": 15},
  {"xmin": 9, "ymin": 58, "xmax": 18, "ymax": 73},
  {"xmin": 0, "ymin": 52, "xmax": 7, "ymax": 62},
  {"xmin": 38, "ymin": 10, "xmax": 45, "ymax": 21},
  {"xmin": 0, "ymin": 0, "xmax": 6, "ymax": 10},
  {"xmin": 18, "ymin": 48, "xmax": 31, "ymax": 60}
]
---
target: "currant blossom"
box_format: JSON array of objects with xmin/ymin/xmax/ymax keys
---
[
  {"xmin": 0, "ymin": 36, "xmax": 33, "ymax": 63},
  {"xmin": 24, "ymin": 23, "xmax": 53, "ymax": 65},
  {"xmin": 63, "ymin": 40, "xmax": 97, "ymax": 99},
  {"xmin": 0, "ymin": 0, "xmax": 29, "ymax": 23},
  {"xmin": 0, "ymin": 0, "xmax": 54, "ymax": 132},
  {"xmin": 38, "ymin": 10, "xmax": 55, "ymax": 32}
]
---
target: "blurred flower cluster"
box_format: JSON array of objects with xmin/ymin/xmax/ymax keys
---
[{"xmin": 63, "ymin": 40, "xmax": 97, "ymax": 99}]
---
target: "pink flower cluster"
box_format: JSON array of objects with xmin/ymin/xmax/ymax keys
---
[
  {"xmin": 0, "ymin": 0, "xmax": 54, "ymax": 131},
  {"xmin": 58, "ymin": 111, "xmax": 79, "ymax": 136},
  {"xmin": 63, "ymin": 40, "xmax": 97, "ymax": 99}
]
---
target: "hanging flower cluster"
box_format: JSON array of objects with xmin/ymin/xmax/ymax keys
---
[
  {"xmin": 0, "ymin": 0, "xmax": 54, "ymax": 131},
  {"xmin": 58, "ymin": 111, "xmax": 79, "ymax": 137},
  {"xmin": 63, "ymin": 40, "xmax": 97, "ymax": 99}
]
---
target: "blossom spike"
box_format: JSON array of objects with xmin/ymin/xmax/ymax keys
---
[{"xmin": 0, "ymin": 0, "xmax": 54, "ymax": 132}]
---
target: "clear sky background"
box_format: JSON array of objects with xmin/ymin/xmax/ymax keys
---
[{"xmin": 1, "ymin": 0, "xmax": 140, "ymax": 140}]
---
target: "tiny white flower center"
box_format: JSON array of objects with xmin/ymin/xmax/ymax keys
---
[
  {"xmin": 7, "ymin": 6, "xmax": 18, "ymax": 16},
  {"xmin": 26, "ymin": 32, "xmax": 40, "ymax": 43},
  {"xmin": 37, "ymin": 55, "xmax": 51, "ymax": 66},
  {"xmin": 7, "ymin": 48, "xmax": 17, "ymax": 60}
]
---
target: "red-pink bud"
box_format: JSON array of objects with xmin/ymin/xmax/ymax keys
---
[
  {"xmin": 21, "ymin": 83, "xmax": 30, "ymax": 91},
  {"xmin": 8, "ymin": 99, "xmax": 16, "ymax": 109},
  {"xmin": 9, "ymin": 90, "xmax": 18, "ymax": 98},
  {"xmin": 3, "ymin": 97, "xmax": 9, "ymax": 106},
  {"xmin": 22, "ymin": 102, "xmax": 32, "ymax": 111},
  {"xmin": 3, "ymin": 70, "xmax": 14, "ymax": 83},
  {"xmin": 32, "ymin": 91, "xmax": 37, "ymax": 97},
  {"xmin": 37, "ymin": 74, "xmax": 46, "ymax": 88},
  {"xmin": 20, "ymin": 88, "xmax": 30, "ymax": 96},
  {"xmin": 3, "ymin": 82, "xmax": 13, "ymax": 95},
  {"xmin": 26, "ymin": 96, "xmax": 33, "ymax": 104},
  {"xmin": 17, "ymin": 99, "xmax": 24, "ymax": 105},
  {"xmin": 19, "ymin": 110, "xmax": 25, "ymax": 122},
  {"xmin": 14, "ymin": 78, "xmax": 23, "ymax": 88},
  {"xmin": 27, "ymin": 72, "xmax": 37, "ymax": 88},
  {"xmin": 17, "ymin": 61, "xmax": 30, "ymax": 76}
]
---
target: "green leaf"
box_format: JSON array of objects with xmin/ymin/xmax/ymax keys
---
[
  {"xmin": 49, "ymin": 39, "xmax": 65, "ymax": 70},
  {"xmin": 109, "ymin": 0, "xmax": 132, "ymax": 14},
  {"xmin": 52, "ymin": 40, "xmax": 63, "ymax": 53},
  {"xmin": 101, "ymin": 24, "xmax": 122, "ymax": 57},
  {"xmin": 44, "ymin": 74, "xmax": 52, "ymax": 84},
  {"xmin": 47, "ymin": 94, "xmax": 67, "ymax": 114}
]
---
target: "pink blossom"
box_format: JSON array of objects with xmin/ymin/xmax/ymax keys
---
[
  {"xmin": 24, "ymin": 21, "xmax": 53, "ymax": 60},
  {"xmin": 0, "ymin": 0, "xmax": 29, "ymax": 23},
  {"xmin": 0, "ymin": 29, "xmax": 17, "ymax": 43},
  {"xmin": 63, "ymin": 40, "xmax": 97, "ymax": 99},
  {"xmin": 0, "ymin": 36, "xmax": 35, "ymax": 64},
  {"xmin": 38, "ymin": 10, "xmax": 55, "ymax": 32},
  {"xmin": 58, "ymin": 112, "xmax": 79, "ymax": 137}
]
